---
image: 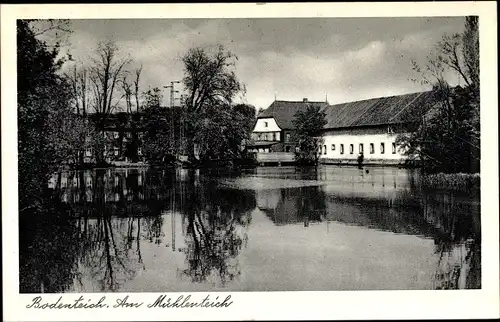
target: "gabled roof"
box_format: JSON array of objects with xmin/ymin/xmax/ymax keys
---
[
  {"xmin": 321, "ymin": 90, "xmax": 437, "ymax": 129},
  {"xmin": 257, "ymin": 91, "xmax": 437, "ymax": 130},
  {"xmin": 258, "ymin": 100, "xmax": 329, "ymax": 130}
]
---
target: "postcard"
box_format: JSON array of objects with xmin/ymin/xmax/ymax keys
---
[{"xmin": 2, "ymin": 2, "xmax": 498, "ymax": 321}]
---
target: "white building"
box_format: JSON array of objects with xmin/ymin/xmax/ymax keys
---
[{"xmin": 249, "ymin": 91, "xmax": 437, "ymax": 166}]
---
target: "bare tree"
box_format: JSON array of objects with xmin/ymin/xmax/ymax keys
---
[
  {"xmin": 119, "ymin": 64, "xmax": 142, "ymax": 114},
  {"xmin": 401, "ymin": 16, "xmax": 480, "ymax": 173},
  {"xmin": 89, "ymin": 40, "xmax": 132, "ymax": 123},
  {"xmin": 84, "ymin": 41, "xmax": 132, "ymax": 164},
  {"xmin": 134, "ymin": 65, "xmax": 143, "ymax": 113},
  {"xmin": 411, "ymin": 16, "xmax": 479, "ymax": 92},
  {"xmin": 66, "ymin": 63, "xmax": 90, "ymax": 116},
  {"xmin": 462, "ymin": 16, "xmax": 479, "ymax": 91},
  {"xmin": 122, "ymin": 76, "xmax": 133, "ymax": 114},
  {"xmin": 79, "ymin": 68, "xmax": 89, "ymax": 116}
]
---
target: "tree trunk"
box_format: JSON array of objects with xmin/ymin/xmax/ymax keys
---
[
  {"xmin": 78, "ymin": 150, "xmax": 84, "ymax": 168},
  {"xmin": 96, "ymin": 127, "xmax": 106, "ymax": 165},
  {"xmin": 185, "ymin": 112, "xmax": 198, "ymax": 165},
  {"xmin": 187, "ymin": 135, "xmax": 196, "ymax": 164}
]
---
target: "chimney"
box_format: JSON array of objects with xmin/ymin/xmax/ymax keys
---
[{"xmin": 303, "ymin": 98, "xmax": 308, "ymax": 103}]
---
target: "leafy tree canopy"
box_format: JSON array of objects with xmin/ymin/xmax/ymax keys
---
[{"xmin": 292, "ymin": 104, "xmax": 327, "ymax": 166}]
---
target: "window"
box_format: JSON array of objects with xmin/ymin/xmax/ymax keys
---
[
  {"xmin": 286, "ymin": 133, "xmax": 291, "ymax": 142},
  {"xmin": 258, "ymin": 133, "xmax": 262, "ymax": 141},
  {"xmin": 380, "ymin": 143, "xmax": 385, "ymax": 154},
  {"xmin": 264, "ymin": 121, "xmax": 268, "ymax": 127},
  {"xmin": 272, "ymin": 132, "xmax": 277, "ymax": 141},
  {"xmin": 370, "ymin": 143, "xmax": 375, "ymax": 154},
  {"xmin": 114, "ymin": 132, "xmax": 119, "ymax": 139},
  {"xmin": 138, "ymin": 148, "xmax": 142, "ymax": 156},
  {"xmin": 392, "ymin": 142, "xmax": 397, "ymax": 154},
  {"xmin": 114, "ymin": 147, "xmax": 119, "ymax": 156},
  {"xmin": 331, "ymin": 144, "xmax": 336, "ymax": 151},
  {"xmin": 349, "ymin": 144, "xmax": 354, "ymax": 154},
  {"xmin": 85, "ymin": 148, "xmax": 92, "ymax": 157},
  {"xmin": 323, "ymin": 145, "xmax": 327, "ymax": 155},
  {"xmin": 359, "ymin": 143, "xmax": 364, "ymax": 154},
  {"xmin": 340, "ymin": 144, "xmax": 344, "ymax": 154},
  {"xmin": 388, "ymin": 126, "xmax": 394, "ymax": 134}
]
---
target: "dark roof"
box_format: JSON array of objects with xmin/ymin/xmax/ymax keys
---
[
  {"xmin": 322, "ymin": 91, "xmax": 437, "ymax": 129},
  {"xmin": 257, "ymin": 91, "xmax": 437, "ymax": 130},
  {"xmin": 258, "ymin": 100, "xmax": 329, "ymax": 129}
]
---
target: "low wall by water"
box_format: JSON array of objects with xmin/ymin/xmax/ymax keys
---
[
  {"xmin": 253, "ymin": 152, "xmax": 418, "ymax": 167},
  {"xmin": 255, "ymin": 152, "xmax": 295, "ymax": 165},
  {"xmin": 320, "ymin": 157, "xmax": 419, "ymax": 167}
]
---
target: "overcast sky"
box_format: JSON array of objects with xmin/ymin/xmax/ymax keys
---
[{"xmin": 59, "ymin": 17, "xmax": 465, "ymax": 110}]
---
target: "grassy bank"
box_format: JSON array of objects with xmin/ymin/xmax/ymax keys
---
[{"xmin": 421, "ymin": 173, "xmax": 480, "ymax": 192}]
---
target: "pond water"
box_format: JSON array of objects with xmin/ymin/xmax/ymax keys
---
[{"xmin": 19, "ymin": 166, "xmax": 481, "ymax": 293}]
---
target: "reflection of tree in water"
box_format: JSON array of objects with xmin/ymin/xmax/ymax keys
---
[
  {"xmin": 297, "ymin": 186, "xmax": 327, "ymax": 227},
  {"xmin": 20, "ymin": 168, "xmax": 167, "ymax": 293},
  {"xmin": 433, "ymin": 238, "xmax": 480, "ymax": 289},
  {"xmin": 259, "ymin": 186, "xmax": 327, "ymax": 226},
  {"xmin": 399, "ymin": 171, "xmax": 481, "ymax": 289},
  {"xmin": 388, "ymin": 186, "xmax": 481, "ymax": 289},
  {"xmin": 21, "ymin": 168, "xmax": 256, "ymax": 292},
  {"xmin": 75, "ymin": 169, "xmax": 164, "ymax": 291},
  {"xmin": 181, "ymin": 175, "xmax": 255, "ymax": 285},
  {"xmin": 422, "ymin": 193, "xmax": 481, "ymax": 289},
  {"xmin": 254, "ymin": 177, "xmax": 481, "ymax": 290},
  {"xmin": 19, "ymin": 209, "xmax": 80, "ymax": 293}
]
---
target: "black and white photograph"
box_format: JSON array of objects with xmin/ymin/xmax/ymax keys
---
[{"xmin": 2, "ymin": 2, "xmax": 499, "ymax": 321}]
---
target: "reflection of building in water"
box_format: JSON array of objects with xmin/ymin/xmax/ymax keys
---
[
  {"xmin": 256, "ymin": 187, "xmax": 325, "ymax": 225},
  {"xmin": 256, "ymin": 189, "xmax": 280, "ymax": 210},
  {"xmin": 53, "ymin": 169, "xmax": 153, "ymax": 216}
]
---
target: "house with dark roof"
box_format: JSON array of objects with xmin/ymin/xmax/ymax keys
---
[
  {"xmin": 248, "ymin": 91, "xmax": 437, "ymax": 165},
  {"xmin": 83, "ymin": 112, "xmax": 147, "ymax": 164},
  {"xmin": 247, "ymin": 98, "xmax": 329, "ymax": 153}
]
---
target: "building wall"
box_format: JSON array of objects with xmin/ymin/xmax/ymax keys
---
[
  {"xmin": 281, "ymin": 130, "xmax": 298, "ymax": 153},
  {"xmin": 251, "ymin": 131, "xmax": 281, "ymax": 142},
  {"xmin": 250, "ymin": 117, "xmax": 410, "ymax": 165},
  {"xmin": 83, "ymin": 129, "xmax": 145, "ymax": 164},
  {"xmin": 253, "ymin": 117, "xmax": 281, "ymax": 132},
  {"xmin": 319, "ymin": 127, "xmax": 407, "ymax": 163}
]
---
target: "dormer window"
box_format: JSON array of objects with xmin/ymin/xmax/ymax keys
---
[{"xmin": 264, "ymin": 121, "xmax": 268, "ymax": 127}]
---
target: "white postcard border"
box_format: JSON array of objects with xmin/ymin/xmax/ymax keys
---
[{"xmin": 2, "ymin": 2, "xmax": 498, "ymax": 321}]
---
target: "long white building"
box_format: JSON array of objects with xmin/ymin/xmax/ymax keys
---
[{"xmin": 247, "ymin": 91, "xmax": 437, "ymax": 165}]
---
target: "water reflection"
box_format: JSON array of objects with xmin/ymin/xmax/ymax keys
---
[
  {"xmin": 257, "ymin": 186, "xmax": 326, "ymax": 226},
  {"xmin": 19, "ymin": 166, "xmax": 480, "ymax": 292}
]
